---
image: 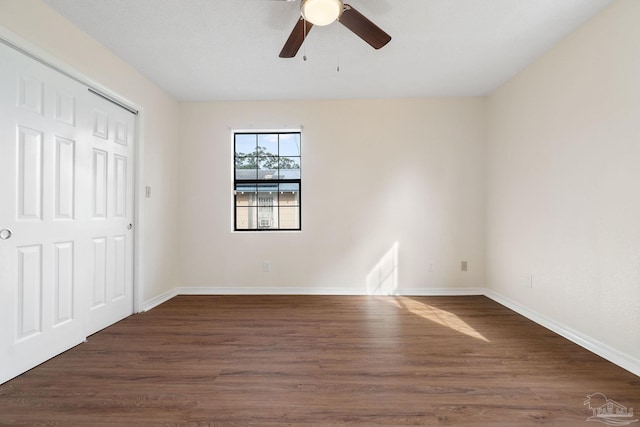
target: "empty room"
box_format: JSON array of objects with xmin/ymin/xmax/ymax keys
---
[{"xmin": 0, "ymin": 0, "xmax": 638, "ymax": 425}]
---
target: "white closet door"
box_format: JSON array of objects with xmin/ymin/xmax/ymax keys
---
[
  {"xmin": 85, "ymin": 92, "xmax": 135, "ymax": 336},
  {"xmin": 0, "ymin": 42, "xmax": 135, "ymax": 384}
]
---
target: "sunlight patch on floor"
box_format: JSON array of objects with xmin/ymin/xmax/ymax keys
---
[{"xmin": 386, "ymin": 296, "xmax": 490, "ymax": 342}]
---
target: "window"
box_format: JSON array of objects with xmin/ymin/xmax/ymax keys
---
[{"xmin": 234, "ymin": 131, "xmax": 301, "ymax": 231}]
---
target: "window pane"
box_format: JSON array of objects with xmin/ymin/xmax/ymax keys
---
[
  {"xmin": 235, "ymin": 134, "xmax": 256, "ymax": 156},
  {"xmin": 236, "ymin": 134, "xmax": 257, "ymax": 174},
  {"xmin": 279, "ymin": 134, "xmax": 301, "ymax": 156},
  {"xmin": 236, "ymin": 155, "xmax": 257, "ymax": 171},
  {"xmin": 256, "ymin": 190, "xmax": 276, "ymax": 206},
  {"xmin": 257, "ymin": 205, "xmax": 276, "ymax": 229},
  {"xmin": 258, "ymin": 134, "xmax": 278, "ymax": 156},
  {"xmin": 258, "ymin": 158, "xmax": 278, "ymax": 178},
  {"xmin": 278, "ymin": 206, "xmax": 300, "ymax": 229},
  {"xmin": 279, "ymin": 157, "xmax": 301, "ymax": 179},
  {"xmin": 279, "ymin": 156, "xmax": 300, "ymax": 169},
  {"xmin": 235, "ymin": 184, "xmax": 257, "ymax": 192},
  {"xmin": 235, "ymin": 206, "xmax": 256, "ymax": 230},
  {"xmin": 235, "ymin": 167, "xmax": 257, "ymax": 180},
  {"xmin": 279, "ymin": 183, "xmax": 299, "ymax": 206},
  {"xmin": 257, "ymin": 183, "xmax": 277, "ymax": 194},
  {"xmin": 235, "ymin": 185, "xmax": 256, "ymax": 206}
]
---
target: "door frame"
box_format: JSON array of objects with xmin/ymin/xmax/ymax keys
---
[{"xmin": 0, "ymin": 27, "xmax": 145, "ymax": 314}]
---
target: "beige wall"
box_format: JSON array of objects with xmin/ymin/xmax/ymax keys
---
[
  {"xmin": 486, "ymin": 0, "xmax": 640, "ymax": 362},
  {"xmin": 178, "ymin": 99, "xmax": 487, "ymax": 293},
  {"xmin": 0, "ymin": 0, "xmax": 181, "ymax": 304}
]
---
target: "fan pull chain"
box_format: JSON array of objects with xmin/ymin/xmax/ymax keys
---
[
  {"xmin": 303, "ymin": 19, "xmax": 307, "ymax": 61},
  {"xmin": 336, "ymin": 20, "xmax": 340, "ymax": 72}
]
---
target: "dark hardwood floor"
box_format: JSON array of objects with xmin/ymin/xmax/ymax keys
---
[{"xmin": 0, "ymin": 295, "xmax": 638, "ymax": 426}]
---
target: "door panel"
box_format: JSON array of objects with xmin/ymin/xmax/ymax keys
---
[
  {"xmin": 54, "ymin": 136, "xmax": 75, "ymax": 219},
  {"xmin": 17, "ymin": 126, "xmax": 44, "ymax": 220},
  {"xmin": 92, "ymin": 148, "xmax": 108, "ymax": 218},
  {"xmin": 16, "ymin": 244, "xmax": 43, "ymax": 340},
  {"xmin": 53, "ymin": 240, "xmax": 74, "ymax": 325}
]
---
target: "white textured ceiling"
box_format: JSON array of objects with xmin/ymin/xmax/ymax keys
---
[{"xmin": 43, "ymin": 0, "xmax": 612, "ymax": 101}]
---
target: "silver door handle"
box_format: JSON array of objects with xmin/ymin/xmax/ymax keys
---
[
  {"xmin": 0, "ymin": 229, "xmax": 12, "ymax": 240},
  {"xmin": 127, "ymin": 224, "xmax": 133, "ymax": 230}
]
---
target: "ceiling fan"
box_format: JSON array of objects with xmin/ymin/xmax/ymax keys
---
[{"xmin": 276, "ymin": 0, "xmax": 392, "ymax": 58}]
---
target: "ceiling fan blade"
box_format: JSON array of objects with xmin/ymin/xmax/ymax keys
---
[
  {"xmin": 339, "ymin": 4, "xmax": 391, "ymax": 50},
  {"xmin": 279, "ymin": 18, "xmax": 313, "ymax": 58}
]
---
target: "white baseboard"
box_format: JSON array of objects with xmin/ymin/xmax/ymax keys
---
[
  {"xmin": 177, "ymin": 286, "xmax": 363, "ymax": 295},
  {"xmin": 173, "ymin": 286, "xmax": 486, "ymax": 297},
  {"xmin": 141, "ymin": 285, "xmax": 639, "ymax": 377},
  {"xmin": 142, "ymin": 288, "xmax": 178, "ymax": 312},
  {"xmin": 401, "ymin": 287, "xmax": 486, "ymax": 296},
  {"xmin": 484, "ymin": 289, "xmax": 640, "ymax": 378}
]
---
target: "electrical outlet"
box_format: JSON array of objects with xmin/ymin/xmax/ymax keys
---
[
  {"xmin": 428, "ymin": 263, "xmax": 434, "ymax": 273},
  {"xmin": 461, "ymin": 261, "xmax": 468, "ymax": 272},
  {"xmin": 263, "ymin": 261, "xmax": 271, "ymax": 273},
  {"xmin": 145, "ymin": 186, "xmax": 151, "ymax": 198}
]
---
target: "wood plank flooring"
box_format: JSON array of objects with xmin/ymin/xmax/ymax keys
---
[{"xmin": 0, "ymin": 295, "xmax": 638, "ymax": 426}]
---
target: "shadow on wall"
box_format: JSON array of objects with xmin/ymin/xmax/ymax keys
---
[{"xmin": 367, "ymin": 242, "xmax": 399, "ymax": 295}]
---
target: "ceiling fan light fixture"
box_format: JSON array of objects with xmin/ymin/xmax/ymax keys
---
[{"xmin": 301, "ymin": 0, "xmax": 344, "ymax": 26}]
